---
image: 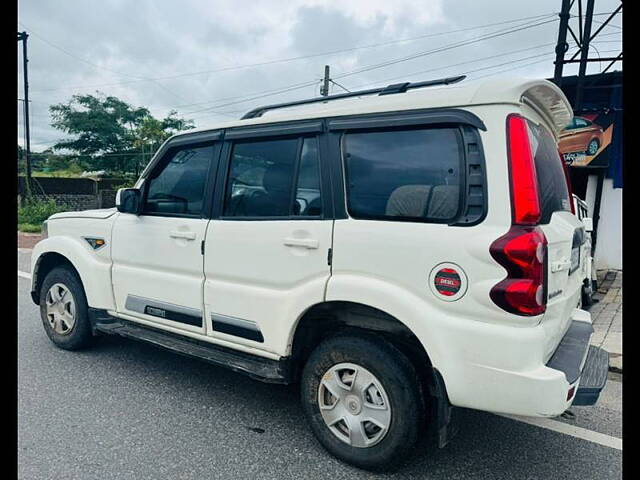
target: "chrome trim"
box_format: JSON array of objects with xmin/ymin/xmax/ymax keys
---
[
  {"xmin": 125, "ymin": 294, "xmax": 202, "ymax": 318},
  {"xmin": 211, "ymin": 313, "xmax": 260, "ymax": 332}
]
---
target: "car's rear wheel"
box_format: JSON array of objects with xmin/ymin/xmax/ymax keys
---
[
  {"xmin": 587, "ymin": 139, "xmax": 600, "ymax": 155},
  {"xmin": 300, "ymin": 333, "xmax": 424, "ymax": 471},
  {"xmin": 39, "ymin": 266, "xmax": 94, "ymax": 350}
]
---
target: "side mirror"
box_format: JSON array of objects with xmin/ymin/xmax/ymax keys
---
[
  {"xmin": 116, "ymin": 188, "xmax": 142, "ymax": 214},
  {"xmin": 582, "ymin": 217, "xmax": 593, "ymax": 233}
]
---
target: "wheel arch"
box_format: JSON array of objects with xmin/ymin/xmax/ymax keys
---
[
  {"xmin": 289, "ymin": 300, "xmax": 433, "ymax": 383},
  {"xmin": 31, "ymin": 251, "xmax": 80, "ymax": 303},
  {"xmin": 30, "ymin": 237, "xmax": 116, "ymax": 310}
]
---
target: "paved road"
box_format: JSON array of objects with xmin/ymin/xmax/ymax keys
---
[{"xmin": 18, "ymin": 251, "xmax": 622, "ymax": 479}]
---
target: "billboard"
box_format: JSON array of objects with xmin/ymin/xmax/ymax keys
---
[
  {"xmin": 554, "ymin": 71, "xmax": 622, "ymax": 188},
  {"xmin": 559, "ymin": 113, "xmax": 613, "ymax": 167}
]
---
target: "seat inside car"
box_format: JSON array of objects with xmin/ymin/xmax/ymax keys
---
[
  {"xmin": 385, "ymin": 185, "xmax": 432, "ymax": 217},
  {"xmin": 242, "ymin": 162, "xmax": 296, "ymax": 217}
]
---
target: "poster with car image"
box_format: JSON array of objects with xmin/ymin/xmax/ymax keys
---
[{"xmin": 559, "ymin": 114, "xmax": 613, "ymax": 167}]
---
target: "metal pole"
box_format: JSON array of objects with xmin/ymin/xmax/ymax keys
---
[
  {"xmin": 574, "ymin": 0, "xmax": 595, "ymax": 111},
  {"xmin": 591, "ymin": 168, "xmax": 605, "ymax": 254},
  {"xmin": 553, "ymin": 0, "xmax": 572, "ymax": 86},
  {"xmin": 321, "ymin": 65, "xmax": 330, "ymax": 97},
  {"xmin": 18, "ymin": 32, "xmax": 32, "ymax": 195}
]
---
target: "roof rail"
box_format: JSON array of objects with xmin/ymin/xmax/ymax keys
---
[{"xmin": 240, "ymin": 75, "xmax": 466, "ymax": 119}]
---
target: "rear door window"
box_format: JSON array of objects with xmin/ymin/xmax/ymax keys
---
[
  {"xmin": 342, "ymin": 127, "xmax": 463, "ymax": 222},
  {"xmin": 527, "ymin": 121, "xmax": 572, "ymax": 224},
  {"xmin": 223, "ymin": 136, "xmax": 323, "ymax": 218}
]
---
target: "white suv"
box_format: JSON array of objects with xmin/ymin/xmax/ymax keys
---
[
  {"xmin": 573, "ymin": 194, "xmax": 597, "ymax": 306},
  {"xmin": 30, "ymin": 76, "xmax": 609, "ymax": 471}
]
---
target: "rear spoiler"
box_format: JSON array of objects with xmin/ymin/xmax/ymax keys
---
[{"xmin": 472, "ymin": 79, "xmax": 573, "ymax": 137}]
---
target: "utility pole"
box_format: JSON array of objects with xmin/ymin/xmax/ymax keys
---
[
  {"xmin": 552, "ymin": 0, "xmax": 622, "ymax": 99},
  {"xmin": 17, "ymin": 31, "xmax": 32, "ymax": 196},
  {"xmin": 553, "ymin": 0, "xmax": 571, "ymax": 86},
  {"xmin": 574, "ymin": 0, "xmax": 595, "ymax": 111},
  {"xmin": 320, "ymin": 65, "xmax": 330, "ymax": 97}
]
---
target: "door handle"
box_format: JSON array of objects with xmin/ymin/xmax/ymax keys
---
[
  {"xmin": 283, "ymin": 237, "xmax": 319, "ymax": 249},
  {"xmin": 170, "ymin": 231, "xmax": 196, "ymax": 240}
]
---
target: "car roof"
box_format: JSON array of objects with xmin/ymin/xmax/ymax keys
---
[{"xmin": 172, "ymin": 76, "xmax": 573, "ymax": 140}]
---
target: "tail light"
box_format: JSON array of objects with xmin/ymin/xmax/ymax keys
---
[
  {"xmin": 490, "ymin": 114, "xmax": 548, "ymax": 316},
  {"xmin": 506, "ymin": 114, "xmax": 541, "ymax": 225},
  {"xmin": 490, "ymin": 226, "xmax": 547, "ymax": 316}
]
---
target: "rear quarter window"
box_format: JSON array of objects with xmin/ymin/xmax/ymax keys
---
[
  {"xmin": 342, "ymin": 127, "xmax": 464, "ymax": 223},
  {"xmin": 526, "ymin": 121, "xmax": 572, "ymax": 224}
]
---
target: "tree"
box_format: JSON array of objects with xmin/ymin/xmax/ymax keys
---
[
  {"xmin": 132, "ymin": 110, "xmax": 195, "ymax": 172},
  {"xmin": 49, "ymin": 93, "xmax": 194, "ymax": 174}
]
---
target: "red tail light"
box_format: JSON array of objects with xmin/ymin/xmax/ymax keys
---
[
  {"xmin": 490, "ymin": 114, "xmax": 548, "ymax": 316},
  {"xmin": 490, "ymin": 226, "xmax": 547, "ymax": 316},
  {"xmin": 506, "ymin": 114, "xmax": 541, "ymax": 225}
]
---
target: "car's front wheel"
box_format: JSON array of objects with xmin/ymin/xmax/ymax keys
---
[
  {"xmin": 39, "ymin": 266, "xmax": 94, "ymax": 350},
  {"xmin": 587, "ymin": 139, "xmax": 600, "ymax": 155},
  {"xmin": 300, "ymin": 333, "xmax": 425, "ymax": 471}
]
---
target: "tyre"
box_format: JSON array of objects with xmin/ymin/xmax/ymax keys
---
[
  {"xmin": 39, "ymin": 266, "xmax": 94, "ymax": 350},
  {"xmin": 300, "ymin": 333, "xmax": 424, "ymax": 471},
  {"xmin": 587, "ymin": 139, "xmax": 599, "ymax": 156},
  {"xmin": 582, "ymin": 279, "xmax": 594, "ymax": 307}
]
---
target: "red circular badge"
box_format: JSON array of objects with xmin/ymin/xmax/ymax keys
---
[{"xmin": 434, "ymin": 268, "xmax": 462, "ymax": 297}]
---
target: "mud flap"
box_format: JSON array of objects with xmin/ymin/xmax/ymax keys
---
[{"xmin": 430, "ymin": 368, "xmax": 458, "ymax": 448}]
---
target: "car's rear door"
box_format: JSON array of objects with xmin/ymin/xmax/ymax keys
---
[
  {"xmin": 202, "ymin": 121, "xmax": 334, "ymax": 354},
  {"xmin": 526, "ymin": 120, "xmax": 586, "ymax": 359}
]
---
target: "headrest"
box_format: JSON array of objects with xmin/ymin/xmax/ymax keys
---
[
  {"xmin": 427, "ymin": 185, "xmax": 459, "ymax": 219},
  {"xmin": 385, "ymin": 185, "xmax": 432, "ymax": 217}
]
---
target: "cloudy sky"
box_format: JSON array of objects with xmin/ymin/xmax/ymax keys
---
[{"xmin": 18, "ymin": 0, "xmax": 622, "ymax": 151}]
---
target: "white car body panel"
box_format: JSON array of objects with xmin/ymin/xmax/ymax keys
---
[
  {"xmin": 203, "ymin": 219, "xmax": 333, "ymax": 354},
  {"xmin": 110, "ymin": 213, "xmax": 209, "ymax": 334},
  {"xmin": 31, "ymin": 214, "xmax": 117, "ymax": 310}
]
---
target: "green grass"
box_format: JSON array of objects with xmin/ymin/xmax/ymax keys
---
[
  {"xmin": 18, "ymin": 223, "xmax": 42, "ymax": 233},
  {"xmin": 18, "ymin": 198, "xmax": 67, "ymax": 230},
  {"xmin": 32, "ymin": 170, "xmax": 84, "ymax": 178}
]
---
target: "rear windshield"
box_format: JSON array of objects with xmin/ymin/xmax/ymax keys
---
[
  {"xmin": 342, "ymin": 127, "xmax": 464, "ymax": 223},
  {"xmin": 527, "ymin": 121, "xmax": 572, "ymax": 224}
]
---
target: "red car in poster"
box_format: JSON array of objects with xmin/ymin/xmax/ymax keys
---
[{"xmin": 559, "ymin": 116, "xmax": 604, "ymax": 156}]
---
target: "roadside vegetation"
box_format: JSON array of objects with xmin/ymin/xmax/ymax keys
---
[{"xmin": 18, "ymin": 198, "xmax": 67, "ymax": 234}]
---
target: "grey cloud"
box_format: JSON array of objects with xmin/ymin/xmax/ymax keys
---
[{"xmin": 18, "ymin": 0, "xmax": 622, "ymax": 151}]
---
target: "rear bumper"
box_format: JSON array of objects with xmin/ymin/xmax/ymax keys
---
[
  {"xmin": 572, "ymin": 346, "xmax": 609, "ymax": 406},
  {"xmin": 439, "ymin": 309, "xmax": 608, "ymax": 417},
  {"xmin": 546, "ymin": 319, "xmax": 609, "ymax": 407}
]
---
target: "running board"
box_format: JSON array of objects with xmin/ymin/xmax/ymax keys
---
[{"xmin": 90, "ymin": 312, "xmax": 291, "ymax": 384}]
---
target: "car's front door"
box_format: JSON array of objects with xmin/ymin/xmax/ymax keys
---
[
  {"xmin": 111, "ymin": 136, "xmax": 221, "ymax": 334},
  {"xmin": 203, "ymin": 126, "xmax": 333, "ymax": 354}
]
